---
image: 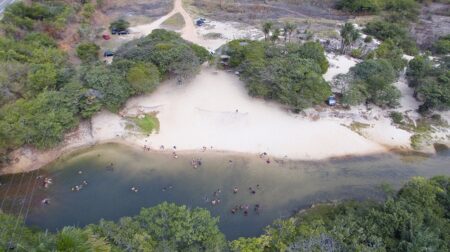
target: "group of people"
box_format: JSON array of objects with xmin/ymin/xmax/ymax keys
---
[
  {"xmin": 40, "ymin": 177, "xmax": 53, "ymax": 188},
  {"xmin": 230, "ymin": 204, "xmax": 261, "ymax": 216},
  {"xmin": 191, "ymin": 158, "xmax": 202, "ymax": 168},
  {"xmin": 259, "ymin": 152, "xmax": 271, "ymax": 164},
  {"xmin": 71, "ymin": 180, "xmax": 88, "ymax": 192}
]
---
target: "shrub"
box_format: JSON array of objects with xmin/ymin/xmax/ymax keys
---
[
  {"xmin": 126, "ymin": 62, "xmax": 160, "ymax": 94},
  {"xmin": 351, "ymin": 48, "xmax": 363, "ymax": 59},
  {"xmin": 115, "ymin": 29, "xmax": 208, "ymax": 81},
  {"xmin": 433, "ymin": 35, "xmax": 450, "ymax": 55},
  {"xmin": 389, "ymin": 111, "xmax": 404, "ymax": 124},
  {"xmin": 336, "ymin": 0, "xmax": 383, "ymax": 14},
  {"xmin": 109, "ymin": 19, "xmax": 130, "ymax": 32},
  {"xmin": 364, "ymin": 35, "xmax": 373, "ymax": 43},
  {"xmin": 225, "ymin": 40, "xmax": 331, "ymax": 110},
  {"xmin": 76, "ymin": 42, "xmax": 99, "ymax": 62},
  {"xmin": 343, "ymin": 59, "xmax": 401, "ymax": 107}
]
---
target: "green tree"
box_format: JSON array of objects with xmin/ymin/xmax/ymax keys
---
[
  {"xmin": 56, "ymin": 227, "xmax": 110, "ymax": 251},
  {"xmin": 26, "ymin": 63, "xmax": 58, "ymax": 96},
  {"xmin": 283, "ymin": 22, "xmax": 297, "ymax": 43},
  {"xmin": 433, "ymin": 35, "xmax": 450, "ymax": 55},
  {"xmin": 336, "ymin": 0, "xmax": 383, "ymax": 13},
  {"xmin": 81, "ymin": 64, "xmax": 130, "ymax": 112},
  {"xmin": 0, "ymin": 91, "xmax": 78, "ymax": 149},
  {"xmin": 270, "ymin": 28, "xmax": 280, "ymax": 43},
  {"xmin": 76, "ymin": 42, "xmax": 100, "ymax": 62},
  {"xmin": 114, "ymin": 29, "xmax": 208, "ymax": 81},
  {"xmin": 343, "ymin": 59, "xmax": 400, "ymax": 107},
  {"xmin": 375, "ymin": 39, "xmax": 407, "ymax": 71},
  {"xmin": 126, "ymin": 62, "xmax": 160, "ymax": 94},
  {"xmin": 340, "ymin": 22, "xmax": 360, "ymax": 54},
  {"xmin": 262, "ymin": 21, "xmax": 273, "ymax": 41},
  {"xmin": 109, "ymin": 19, "xmax": 130, "ymax": 32}
]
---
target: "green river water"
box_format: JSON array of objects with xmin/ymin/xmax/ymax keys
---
[{"xmin": 0, "ymin": 143, "xmax": 449, "ymax": 239}]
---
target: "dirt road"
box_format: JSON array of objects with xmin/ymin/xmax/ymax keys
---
[{"xmin": 129, "ymin": 0, "xmax": 199, "ymax": 43}]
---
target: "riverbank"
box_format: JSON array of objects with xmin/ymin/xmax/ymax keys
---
[{"xmin": 1, "ymin": 65, "xmax": 432, "ymax": 175}]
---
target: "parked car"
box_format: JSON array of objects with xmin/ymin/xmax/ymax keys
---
[
  {"xmin": 117, "ymin": 30, "xmax": 129, "ymax": 35},
  {"xmin": 195, "ymin": 18, "xmax": 206, "ymax": 26},
  {"xmin": 102, "ymin": 34, "xmax": 111, "ymax": 40},
  {"xmin": 327, "ymin": 96, "xmax": 337, "ymax": 106},
  {"xmin": 104, "ymin": 51, "xmax": 114, "ymax": 57}
]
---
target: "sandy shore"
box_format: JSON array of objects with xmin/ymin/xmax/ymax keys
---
[{"xmin": 2, "ymin": 65, "xmax": 415, "ymax": 175}]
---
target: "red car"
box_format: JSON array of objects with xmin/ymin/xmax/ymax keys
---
[{"xmin": 102, "ymin": 34, "xmax": 111, "ymax": 40}]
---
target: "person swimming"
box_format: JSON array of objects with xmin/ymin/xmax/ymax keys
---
[{"xmin": 233, "ymin": 186, "xmax": 239, "ymax": 194}]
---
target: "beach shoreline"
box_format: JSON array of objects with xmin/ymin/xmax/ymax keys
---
[{"xmin": 0, "ymin": 67, "xmax": 437, "ymax": 175}]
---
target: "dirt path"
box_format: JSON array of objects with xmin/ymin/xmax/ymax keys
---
[{"xmin": 129, "ymin": 0, "xmax": 199, "ymax": 43}]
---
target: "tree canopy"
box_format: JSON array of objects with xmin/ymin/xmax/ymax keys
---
[
  {"xmin": 407, "ymin": 56, "xmax": 450, "ymax": 112},
  {"xmin": 225, "ymin": 40, "xmax": 331, "ymax": 110},
  {"xmin": 114, "ymin": 29, "xmax": 210, "ymax": 81}
]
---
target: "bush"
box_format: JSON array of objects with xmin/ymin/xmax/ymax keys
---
[
  {"xmin": 131, "ymin": 114, "xmax": 159, "ymax": 134},
  {"xmin": 336, "ymin": 0, "xmax": 383, "ymax": 14},
  {"xmin": 343, "ymin": 59, "xmax": 401, "ymax": 107},
  {"xmin": 408, "ymin": 56, "xmax": 450, "ymax": 112},
  {"xmin": 81, "ymin": 64, "xmax": 130, "ymax": 112},
  {"xmin": 225, "ymin": 40, "xmax": 331, "ymax": 110},
  {"xmin": 364, "ymin": 20, "xmax": 418, "ymax": 55},
  {"xmin": 76, "ymin": 42, "xmax": 99, "ymax": 62},
  {"xmin": 126, "ymin": 62, "xmax": 160, "ymax": 94},
  {"xmin": 0, "ymin": 91, "xmax": 78, "ymax": 149},
  {"xmin": 389, "ymin": 111, "xmax": 404, "ymax": 124},
  {"xmin": 433, "ymin": 36, "xmax": 450, "ymax": 55},
  {"xmin": 109, "ymin": 19, "xmax": 129, "ymax": 32},
  {"xmin": 364, "ymin": 35, "xmax": 373, "ymax": 43},
  {"xmin": 115, "ymin": 29, "xmax": 209, "ymax": 81},
  {"xmin": 350, "ymin": 48, "xmax": 363, "ymax": 59}
]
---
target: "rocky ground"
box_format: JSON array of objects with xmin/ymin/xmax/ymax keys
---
[{"xmin": 411, "ymin": 3, "xmax": 450, "ymax": 49}]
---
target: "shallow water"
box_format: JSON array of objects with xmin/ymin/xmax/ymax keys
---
[{"xmin": 0, "ymin": 144, "xmax": 449, "ymax": 239}]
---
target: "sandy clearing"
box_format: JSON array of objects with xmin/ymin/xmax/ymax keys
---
[
  {"xmin": 323, "ymin": 53, "xmax": 359, "ymax": 82},
  {"xmin": 121, "ymin": 66, "xmax": 387, "ymax": 159}
]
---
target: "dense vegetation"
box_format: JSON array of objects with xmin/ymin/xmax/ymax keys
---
[
  {"xmin": 114, "ymin": 29, "xmax": 210, "ymax": 81},
  {"xmin": 407, "ymin": 55, "xmax": 450, "ymax": 112},
  {"xmin": 0, "ymin": 1, "xmax": 209, "ymax": 165},
  {"xmin": 1, "ymin": 176, "xmax": 448, "ymax": 251},
  {"xmin": 224, "ymin": 40, "xmax": 331, "ymax": 110},
  {"xmin": 337, "ymin": 39, "xmax": 407, "ymax": 107},
  {"xmin": 433, "ymin": 35, "xmax": 450, "ymax": 55},
  {"xmin": 337, "ymin": 0, "xmax": 423, "ymax": 55}
]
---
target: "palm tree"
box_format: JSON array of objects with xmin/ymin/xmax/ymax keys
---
[
  {"xmin": 340, "ymin": 22, "xmax": 360, "ymax": 54},
  {"xmin": 262, "ymin": 21, "xmax": 273, "ymax": 41},
  {"xmin": 271, "ymin": 28, "xmax": 280, "ymax": 44},
  {"xmin": 283, "ymin": 22, "xmax": 297, "ymax": 43}
]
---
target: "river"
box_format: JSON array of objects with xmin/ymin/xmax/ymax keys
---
[{"xmin": 0, "ymin": 143, "xmax": 449, "ymax": 239}]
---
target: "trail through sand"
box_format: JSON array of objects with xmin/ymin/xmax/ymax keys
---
[{"xmin": 129, "ymin": 0, "xmax": 199, "ymax": 44}]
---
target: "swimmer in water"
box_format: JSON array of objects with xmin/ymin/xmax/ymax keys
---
[{"xmin": 233, "ymin": 186, "xmax": 239, "ymax": 194}]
